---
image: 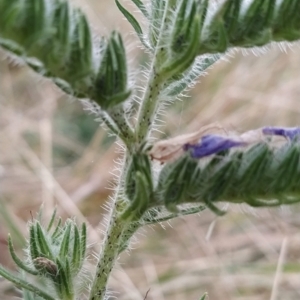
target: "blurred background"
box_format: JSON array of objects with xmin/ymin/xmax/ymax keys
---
[{"xmin": 1, "ymin": 1, "xmax": 300, "ymax": 299}]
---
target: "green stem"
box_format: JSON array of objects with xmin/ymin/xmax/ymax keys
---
[
  {"xmin": 89, "ymin": 2, "xmax": 174, "ymax": 299},
  {"xmin": 135, "ymin": 0, "xmax": 171, "ymax": 142},
  {"xmin": 136, "ymin": 69, "xmax": 164, "ymax": 142},
  {"xmin": 88, "ymin": 198, "xmax": 131, "ymax": 300},
  {"xmin": 118, "ymin": 222, "xmax": 140, "ymax": 254},
  {"xmin": 97, "ymin": 109, "xmax": 134, "ymax": 148},
  {"xmin": 107, "ymin": 107, "xmax": 135, "ymax": 147}
]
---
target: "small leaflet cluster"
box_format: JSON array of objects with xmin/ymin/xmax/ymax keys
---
[
  {"xmin": 0, "ymin": 209, "xmax": 87, "ymax": 300},
  {"xmin": 0, "ymin": 0, "xmax": 130, "ymax": 110}
]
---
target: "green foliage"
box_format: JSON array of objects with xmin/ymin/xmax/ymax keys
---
[
  {"xmin": 199, "ymin": 293, "xmax": 208, "ymax": 300},
  {"xmin": 0, "ymin": 0, "xmax": 130, "ymax": 110},
  {"xmin": 122, "ymin": 148, "xmax": 153, "ymax": 221},
  {"xmin": 120, "ymin": 0, "xmax": 300, "ymax": 56},
  {"xmin": 0, "ymin": 210, "xmax": 88, "ymax": 300},
  {"xmin": 155, "ymin": 140, "xmax": 300, "ymax": 214},
  {"xmin": 2, "ymin": 0, "xmax": 300, "ymax": 299},
  {"xmin": 198, "ymin": 0, "xmax": 300, "ymax": 52},
  {"xmin": 94, "ymin": 31, "xmax": 131, "ymax": 109}
]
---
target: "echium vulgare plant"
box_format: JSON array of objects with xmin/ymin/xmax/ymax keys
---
[{"xmin": 1, "ymin": 0, "xmax": 300, "ymax": 299}]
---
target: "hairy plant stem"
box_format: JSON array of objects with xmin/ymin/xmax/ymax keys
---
[
  {"xmin": 136, "ymin": 68, "xmax": 164, "ymax": 142},
  {"xmin": 89, "ymin": 3, "xmax": 173, "ymax": 299},
  {"xmin": 108, "ymin": 107, "xmax": 135, "ymax": 146},
  {"xmin": 88, "ymin": 156, "xmax": 143, "ymax": 300},
  {"xmin": 88, "ymin": 196, "xmax": 130, "ymax": 300},
  {"xmin": 135, "ymin": 0, "xmax": 171, "ymax": 143}
]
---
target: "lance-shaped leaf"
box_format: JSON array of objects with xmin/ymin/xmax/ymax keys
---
[
  {"xmin": 46, "ymin": 208, "xmax": 57, "ymax": 232},
  {"xmin": 63, "ymin": 8, "xmax": 93, "ymax": 84},
  {"xmin": 115, "ymin": 0, "xmax": 149, "ymax": 49},
  {"xmin": 59, "ymin": 222, "xmax": 72, "ymax": 257},
  {"xmin": 199, "ymin": 293, "xmax": 208, "ymax": 300},
  {"xmin": 29, "ymin": 225, "xmax": 40, "ymax": 260},
  {"xmin": 0, "ymin": 266, "xmax": 55, "ymax": 300},
  {"xmin": 8, "ymin": 235, "xmax": 38, "ymax": 276},
  {"xmin": 131, "ymin": 0, "xmax": 149, "ymax": 19},
  {"xmin": 273, "ymin": 0, "xmax": 300, "ymax": 41},
  {"xmin": 51, "ymin": 217, "xmax": 62, "ymax": 239},
  {"xmin": 231, "ymin": 143, "xmax": 271, "ymax": 197},
  {"xmin": 47, "ymin": 1, "xmax": 73, "ymax": 68},
  {"xmin": 94, "ymin": 31, "xmax": 131, "ymax": 109},
  {"xmin": 125, "ymin": 150, "xmax": 153, "ymax": 201},
  {"xmin": 122, "ymin": 171, "xmax": 151, "ymax": 221},
  {"xmin": 122, "ymin": 147, "xmax": 153, "ymax": 220},
  {"xmin": 160, "ymin": 1, "xmax": 201, "ymax": 79},
  {"xmin": 80, "ymin": 222, "xmax": 87, "ymax": 267},
  {"xmin": 35, "ymin": 222, "xmax": 54, "ymax": 259},
  {"xmin": 72, "ymin": 225, "xmax": 81, "ymax": 274}
]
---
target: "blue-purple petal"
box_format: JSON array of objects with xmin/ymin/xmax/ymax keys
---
[
  {"xmin": 262, "ymin": 127, "xmax": 300, "ymax": 140},
  {"xmin": 184, "ymin": 135, "xmax": 245, "ymax": 159}
]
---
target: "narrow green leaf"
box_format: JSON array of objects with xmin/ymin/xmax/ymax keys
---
[
  {"xmin": 163, "ymin": 156, "xmax": 193, "ymax": 211},
  {"xmin": 0, "ymin": 266, "xmax": 55, "ymax": 300},
  {"xmin": 29, "ymin": 225, "xmax": 40, "ymax": 260},
  {"xmin": 65, "ymin": 259, "xmax": 74, "ymax": 297},
  {"xmin": 56, "ymin": 258, "xmax": 71, "ymax": 298},
  {"xmin": 51, "ymin": 217, "xmax": 62, "ymax": 239},
  {"xmin": 121, "ymin": 171, "xmax": 150, "ymax": 220},
  {"xmin": 199, "ymin": 292, "xmax": 208, "ymax": 300},
  {"xmin": 223, "ymin": 0, "xmax": 242, "ymax": 38},
  {"xmin": 160, "ymin": 14, "xmax": 200, "ymax": 79},
  {"xmin": 77, "ymin": 10, "xmax": 93, "ymax": 70},
  {"xmin": 80, "ymin": 223, "xmax": 87, "ymax": 264},
  {"xmin": 170, "ymin": 0, "xmax": 188, "ymax": 52},
  {"xmin": 115, "ymin": 0, "xmax": 143, "ymax": 38},
  {"xmin": 50, "ymin": 1, "xmax": 72, "ymax": 66},
  {"xmin": 46, "ymin": 208, "xmax": 57, "ymax": 232},
  {"xmin": 234, "ymin": 144, "xmax": 271, "ymax": 195},
  {"xmin": 36, "ymin": 223, "xmax": 53, "ymax": 259},
  {"xmin": 112, "ymin": 32, "xmax": 127, "ymax": 91},
  {"xmin": 8, "ymin": 235, "xmax": 38, "ymax": 276},
  {"xmin": 59, "ymin": 222, "xmax": 72, "ymax": 258},
  {"xmin": 131, "ymin": 0, "xmax": 149, "ymax": 19},
  {"xmin": 270, "ymin": 144, "xmax": 300, "ymax": 192},
  {"xmin": 72, "ymin": 225, "xmax": 81, "ymax": 273}
]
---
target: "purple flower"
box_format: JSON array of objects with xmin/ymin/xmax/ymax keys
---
[
  {"xmin": 262, "ymin": 127, "xmax": 300, "ymax": 140},
  {"xmin": 183, "ymin": 135, "xmax": 245, "ymax": 159}
]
